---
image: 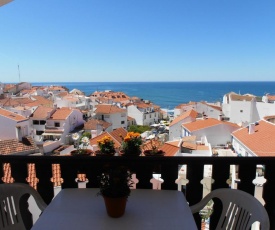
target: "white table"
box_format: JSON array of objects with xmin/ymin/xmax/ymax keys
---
[{"xmin": 32, "ymin": 189, "xmax": 197, "ymax": 230}]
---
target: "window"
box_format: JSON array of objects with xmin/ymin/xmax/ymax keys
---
[
  {"xmin": 55, "ymin": 122, "xmax": 60, "ymax": 127},
  {"xmin": 36, "ymin": 131, "xmax": 44, "ymax": 135},
  {"xmin": 40, "ymin": 120, "xmax": 46, "ymax": 125},
  {"xmin": 121, "ymin": 121, "xmax": 125, "ymax": 124},
  {"xmin": 33, "ymin": 120, "xmax": 39, "ymax": 125},
  {"xmin": 240, "ymin": 110, "xmax": 243, "ymax": 113}
]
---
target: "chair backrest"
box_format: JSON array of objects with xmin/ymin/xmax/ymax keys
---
[
  {"xmin": 190, "ymin": 188, "xmax": 270, "ymax": 230},
  {"xmin": 0, "ymin": 183, "xmax": 47, "ymax": 230}
]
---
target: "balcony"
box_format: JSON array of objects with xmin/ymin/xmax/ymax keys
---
[{"xmin": 0, "ymin": 155, "xmax": 274, "ymax": 229}]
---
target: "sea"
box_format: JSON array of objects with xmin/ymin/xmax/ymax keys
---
[{"xmin": 32, "ymin": 81, "xmax": 275, "ymax": 110}]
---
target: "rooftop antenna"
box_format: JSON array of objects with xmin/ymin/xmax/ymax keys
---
[{"xmin": 18, "ymin": 64, "xmax": 21, "ymax": 82}]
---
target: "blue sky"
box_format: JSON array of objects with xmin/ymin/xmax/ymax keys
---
[{"xmin": 0, "ymin": 0, "xmax": 274, "ymax": 82}]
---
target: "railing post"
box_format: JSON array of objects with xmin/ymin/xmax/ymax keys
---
[
  {"xmin": 238, "ymin": 163, "xmax": 256, "ymax": 195},
  {"xmin": 263, "ymin": 163, "xmax": 275, "ymax": 229},
  {"xmin": 211, "ymin": 160, "xmax": 230, "ymax": 230},
  {"xmin": 186, "ymin": 162, "xmax": 204, "ymax": 229}
]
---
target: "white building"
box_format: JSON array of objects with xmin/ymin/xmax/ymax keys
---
[
  {"xmin": 222, "ymin": 92, "xmax": 275, "ymax": 126},
  {"xmin": 0, "ymin": 108, "xmax": 31, "ymax": 140},
  {"xmin": 182, "ymin": 118, "xmax": 240, "ymax": 146},
  {"xmin": 232, "ymin": 120, "xmax": 275, "ymax": 157},
  {"xmin": 30, "ymin": 106, "xmax": 56, "ymax": 143},
  {"xmin": 174, "ymin": 101, "xmax": 222, "ymax": 119},
  {"xmin": 169, "ymin": 109, "xmax": 197, "ymax": 141},
  {"xmin": 127, "ymin": 102, "xmax": 159, "ymax": 126},
  {"xmin": 43, "ymin": 107, "xmax": 84, "ymax": 144},
  {"xmin": 93, "ymin": 104, "xmax": 127, "ymax": 130}
]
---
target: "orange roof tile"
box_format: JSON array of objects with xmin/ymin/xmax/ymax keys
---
[
  {"xmin": 0, "ymin": 137, "xmax": 38, "ymax": 155},
  {"xmin": 201, "ymin": 102, "xmax": 222, "ymax": 111},
  {"xmin": 95, "ymin": 105, "xmax": 126, "ymax": 114},
  {"xmin": 182, "ymin": 136, "xmax": 196, "ymax": 142},
  {"xmin": 170, "ymin": 109, "xmax": 197, "ymax": 126},
  {"xmin": 31, "ymin": 106, "xmax": 55, "ymax": 119},
  {"xmin": 232, "ymin": 120, "xmax": 275, "ymax": 156},
  {"xmin": 182, "ymin": 118, "xmax": 222, "ymax": 132},
  {"xmin": 0, "ymin": 108, "xmax": 28, "ymax": 122},
  {"xmin": 267, "ymin": 95, "xmax": 275, "ymax": 101},
  {"xmin": 142, "ymin": 139, "xmax": 163, "ymax": 151},
  {"xmin": 84, "ymin": 119, "xmax": 112, "ymax": 130},
  {"xmin": 50, "ymin": 107, "xmax": 73, "ymax": 120},
  {"xmin": 160, "ymin": 143, "xmax": 179, "ymax": 156},
  {"xmin": 90, "ymin": 132, "xmax": 122, "ymax": 149},
  {"xmin": 182, "ymin": 142, "xmax": 197, "ymax": 150},
  {"xmin": 109, "ymin": 128, "xmax": 128, "ymax": 144}
]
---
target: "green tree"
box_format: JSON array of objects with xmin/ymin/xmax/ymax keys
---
[{"xmin": 81, "ymin": 132, "xmax": 91, "ymax": 139}]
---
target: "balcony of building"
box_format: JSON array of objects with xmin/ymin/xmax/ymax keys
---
[{"xmin": 0, "ymin": 155, "xmax": 274, "ymax": 229}]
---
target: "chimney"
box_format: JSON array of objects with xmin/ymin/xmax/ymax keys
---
[
  {"xmin": 15, "ymin": 126, "xmax": 22, "ymax": 142},
  {"xmin": 218, "ymin": 114, "xmax": 222, "ymax": 121},
  {"xmin": 249, "ymin": 123, "xmax": 255, "ymax": 134},
  {"xmin": 96, "ymin": 123, "xmax": 103, "ymax": 135},
  {"xmin": 91, "ymin": 130, "xmax": 97, "ymax": 138}
]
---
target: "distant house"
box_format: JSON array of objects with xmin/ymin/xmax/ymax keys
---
[
  {"xmin": 30, "ymin": 106, "xmax": 56, "ymax": 143},
  {"xmin": 174, "ymin": 101, "xmax": 222, "ymax": 120},
  {"xmin": 232, "ymin": 120, "xmax": 275, "ymax": 156},
  {"xmin": 127, "ymin": 116, "xmax": 136, "ymax": 127},
  {"xmin": 93, "ymin": 104, "xmax": 127, "ymax": 130},
  {"xmin": 0, "ymin": 108, "xmax": 31, "ymax": 141},
  {"xmin": 90, "ymin": 91, "xmax": 130, "ymax": 105},
  {"xmin": 84, "ymin": 119, "xmax": 112, "ymax": 137},
  {"xmin": 43, "ymin": 107, "xmax": 84, "ymax": 144},
  {"xmin": 182, "ymin": 118, "xmax": 240, "ymax": 146},
  {"xmin": 54, "ymin": 93, "xmax": 92, "ymax": 112},
  {"xmin": 169, "ymin": 109, "xmax": 197, "ymax": 141},
  {"xmin": 3, "ymin": 82, "xmax": 32, "ymax": 95},
  {"xmin": 127, "ymin": 102, "xmax": 160, "ymax": 126}
]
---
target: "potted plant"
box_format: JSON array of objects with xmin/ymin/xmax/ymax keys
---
[
  {"xmin": 71, "ymin": 133, "xmax": 93, "ymax": 156},
  {"xmin": 120, "ymin": 132, "xmax": 143, "ymax": 156},
  {"xmin": 96, "ymin": 136, "xmax": 115, "ymax": 156},
  {"xmin": 142, "ymin": 137, "xmax": 165, "ymax": 156},
  {"xmin": 98, "ymin": 165, "xmax": 133, "ymax": 218}
]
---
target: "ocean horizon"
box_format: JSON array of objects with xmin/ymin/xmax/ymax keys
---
[{"xmin": 31, "ymin": 81, "xmax": 275, "ymax": 109}]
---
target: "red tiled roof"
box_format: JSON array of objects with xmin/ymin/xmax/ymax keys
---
[
  {"xmin": 170, "ymin": 109, "xmax": 197, "ymax": 126},
  {"xmin": 201, "ymin": 102, "xmax": 222, "ymax": 111},
  {"xmin": 94, "ymin": 105, "xmax": 126, "ymax": 114},
  {"xmin": 31, "ymin": 106, "xmax": 55, "ymax": 119},
  {"xmin": 0, "ymin": 137, "xmax": 38, "ymax": 155},
  {"xmin": 182, "ymin": 136, "xmax": 196, "ymax": 142},
  {"xmin": 110, "ymin": 128, "xmax": 128, "ymax": 144},
  {"xmin": 182, "ymin": 118, "xmax": 222, "ymax": 132},
  {"xmin": 0, "ymin": 108, "xmax": 28, "ymax": 122},
  {"xmin": 90, "ymin": 132, "xmax": 122, "ymax": 149},
  {"xmin": 267, "ymin": 95, "xmax": 275, "ymax": 101},
  {"xmin": 50, "ymin": 107, "xmax": 73, "ymax": 120},
  {"xmin": 161, "ymin": 142, "xmax": 179, "ymax": 156},
  {"xmin": 232, "ymin": 120, "xmax": 275, "ymax": 156},
  {"xmin": 84, "ymin": 119, "xmax": 112, "ymax": 130}
]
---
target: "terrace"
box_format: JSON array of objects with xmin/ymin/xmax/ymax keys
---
[{"xmin": 0, "ymin": 155, "xmax": 274, "ymax": 229}]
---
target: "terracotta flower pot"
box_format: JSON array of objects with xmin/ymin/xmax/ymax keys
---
[
  {"xmin": 143, "ymin": 150, "xmax": 165, "ymax": 156},
  {"xmin": 103, "ymin": 196, "xmax": 127, "ymax": 218},
  {"xmin": 70, "ymin": 149, "xmax": 93, "ymax": 156}
]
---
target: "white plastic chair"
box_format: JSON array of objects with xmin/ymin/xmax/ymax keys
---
[
  {"xmin": 0, "ymin": 183, "xmax": 47, "ymax": 230},
  {"xmin": 190, "ymin": 188, "xmax": 270, "ymax": 230}
]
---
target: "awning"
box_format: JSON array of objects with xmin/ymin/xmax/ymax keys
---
[{"xmin": 42, "ymin": 133, "xmax": 62, "ymax": 136}]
